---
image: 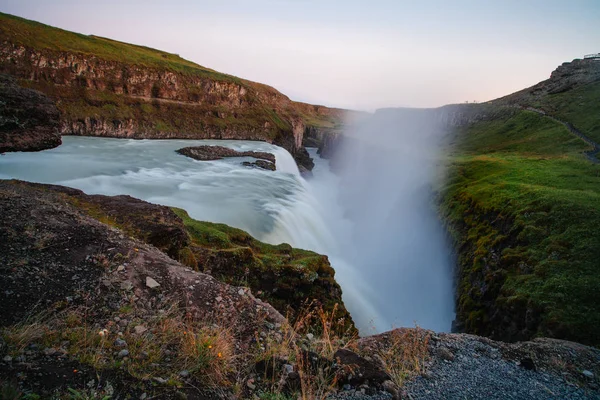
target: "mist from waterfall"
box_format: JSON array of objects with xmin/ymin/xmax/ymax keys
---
[{"xmin": 306, "ymin": 109, "xmax": 456, "ymax": 333}]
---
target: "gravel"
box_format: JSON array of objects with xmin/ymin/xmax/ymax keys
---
[
  {"xmin": 403, "ymin": 336, "xmax": 599, "ymax": 400},
  {"xmin": 327, "ymin": 390, "xmax": 392, "ymax": 400}
]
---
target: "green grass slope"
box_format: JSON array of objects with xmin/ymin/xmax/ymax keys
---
[
  {"xmin": 441, "ymin": 110, "xmax": 600, "ymax": 345},
  {"xmin": 529, "ymin": 81, "xmax": 600, "ymax": 144}
]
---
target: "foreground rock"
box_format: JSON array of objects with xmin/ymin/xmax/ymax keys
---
[
  {"xmin": 0, "ymin": 179, "xmax": 287, "ymax": 398},
  {"xmin": 355, "ymin": 328, "xmax": 600, "ymax": 400},
  {"xmin": 177, "ymin": 145, "xmax": 276, "ymax": 171},
  {"xmin": 1, "ymin": 180, "xmax": 598, "ymax": 399},
  {"xmin": 0, "ymin": 180, "xmax": 353, "ymax": 330},
  {"xmin": 0, "ymin": 74, "xmax": 61, "ymax": 152}
]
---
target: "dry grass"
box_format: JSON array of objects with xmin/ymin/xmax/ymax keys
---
[
  {"xmin": 4, "ymin": 300, "xmax": 413, "ymax": 399},
  {"xmin": 376, "ymin": 327, "xmax": 431, "ymax": 387},
  {"xmin": 1, "ymin": 303, "xmax": 237, "ymax": 389},
  {"xmin": 255, "ymin": 302, "xmax": 357, "ymax": 400},
  {"xmin": 2, "ymin": 319, "xmax": 48, "ymax": 353}
]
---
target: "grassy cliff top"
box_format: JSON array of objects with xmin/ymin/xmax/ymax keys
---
[
  {"xmin": 0, "ymin": 12, "xmax": 238, "ymax": 81},
  {"xmin": 442, "ymin": 108, "xmax": 600, "ymax": 345}
]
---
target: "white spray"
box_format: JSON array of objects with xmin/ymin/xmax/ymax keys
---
[{"xmin": 300, "ymin": 109, "xmax": 456, "ymax": 333}]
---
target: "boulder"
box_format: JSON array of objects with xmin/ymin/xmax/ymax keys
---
[{"xmin": 0, "ymin": 74, "xmax": 61, "ymax": 153}]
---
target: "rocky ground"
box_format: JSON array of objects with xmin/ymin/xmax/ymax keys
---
[
  {"xmin": 1, "ymin": 180, "xmax": 599, "ymax": 399},
  {"xmin": 0, "ymin": 180, "xmax": 285, "ymax": 398},
  {"xmin": 0, "ymin": 74, "xmax": 61, "ymax": 153},
  {"xmin": 176, "ymin": 145, "xmax": 276, "ymax": 171},
  {"xmin": 381, "ymin": 331, "xmax": 599, "ymax": 400}
]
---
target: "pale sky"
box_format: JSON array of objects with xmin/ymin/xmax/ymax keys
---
[{"xmin": 2, "ymin": 0, "xmax": 599, "ymax": 111}]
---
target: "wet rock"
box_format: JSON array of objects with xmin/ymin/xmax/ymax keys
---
[
  {"xmin": 242, "ymin": 160, "xmax": 276, "ymax": 171},
  {"xmin": 176, "ymin": 146, "xmax": 275, "ymax": 165}
]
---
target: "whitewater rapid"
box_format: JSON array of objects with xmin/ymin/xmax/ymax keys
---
[
  {"xmin": 0, "ymin": 137, "xmax": 313, "ymax": 241},
  {"xmin": 0, "ymin": 137, "xmax": 453, "ymax": 334}
]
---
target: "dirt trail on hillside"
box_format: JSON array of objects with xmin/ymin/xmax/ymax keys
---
[{"xmin": 521, "ymin": 106, "xmax": 600, "ymax": 164}]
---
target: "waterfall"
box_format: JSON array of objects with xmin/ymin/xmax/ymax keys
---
[{"xmin": 0, "ymin": 136, "xmax": 454, "ymax": 335}]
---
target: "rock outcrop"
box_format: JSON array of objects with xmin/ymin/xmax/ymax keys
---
[
  {"xmin": 495, "ymin": 57, "xmax": 600, "ymax": 105},
  {"xmin": 358, "ymin": 328, "xmax": 600, "ymax": 399},
  {"xmin": 0, "ymin": 73, "xmax": 61, "ymax": 152},
  {"xmin": 0, "ymin": 179, "xmax": 286, "ymax": 398},
  {"xmin": 0, "ymin": 180, "xmax": 352, "ymax": 330},
  {"xmin": 176, "ymin": 145, "xmax": 276, "ymax": 171}
]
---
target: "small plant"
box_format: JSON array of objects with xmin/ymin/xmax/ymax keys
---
[
  {"xmin": 377, "ymin": 327, "xmax": 431, "ymax": 387},
  {"xmin": 180, "ymin": 325, "xmax": 234, "ymax": 386},
  {"xmin": 255, "ymin": 302, "xmax": 356, "ymax": 399}
]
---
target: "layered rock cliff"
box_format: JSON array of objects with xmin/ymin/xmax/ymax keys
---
[{"xmin": 0, "ymin": 12, "xmax": 349, "ymax": 169}]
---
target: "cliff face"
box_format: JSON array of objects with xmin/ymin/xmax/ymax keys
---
[
  {"xmin": 0, "ymin": 73, "xmax": 61, "ymax": 152},
  {"xmin": 0, "ymin": 42, "xmax": 297, "ymax": 149},
  {"xmin": 0, "ymin": 12, "xmax": 351, "ymax": 169},
  {"xmin": 439, "ymin": 78, "xmax": 600, "ymax": 346}
]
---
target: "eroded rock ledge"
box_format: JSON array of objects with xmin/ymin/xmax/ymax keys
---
[
  {"xmin": 176, "ymin": 145, "xmax": 276, "ymax": 171},
  {"xmin": 0, "ymin": 74, "xmax": 61, "ymax": 153}
]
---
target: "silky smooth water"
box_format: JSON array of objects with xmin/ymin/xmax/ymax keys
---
[{"xmin": 0, "ymin": 137, "xmax": 310, "ymax": 241}]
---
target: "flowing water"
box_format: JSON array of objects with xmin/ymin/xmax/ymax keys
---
[{"xmin": 0, "ymin": 136, "xmax": 454, "ymax": 333}]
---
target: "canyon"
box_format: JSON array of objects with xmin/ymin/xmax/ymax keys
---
[{"xmin": 1, "ymin": 10, "xmax": 600, "ymax": 400}]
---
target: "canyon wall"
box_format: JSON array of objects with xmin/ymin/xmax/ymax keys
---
[{"xmin": 0, "ymin": 13, "xmax": 350, "ymax": 168}]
